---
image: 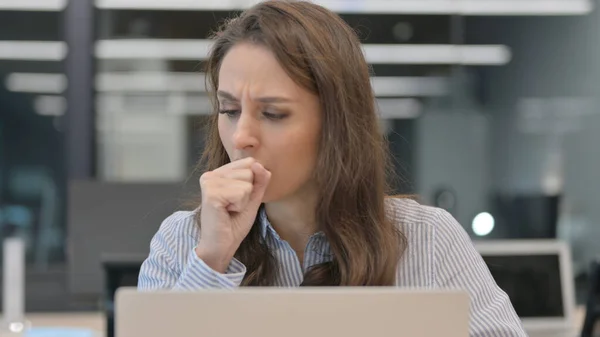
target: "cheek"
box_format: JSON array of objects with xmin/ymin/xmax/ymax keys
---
[{"xmin": 264, "ymin": 128, "xmax": 319, "ymax": 200}]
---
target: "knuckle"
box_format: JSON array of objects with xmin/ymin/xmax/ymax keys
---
[
  {"xmin": 199, "ymin": 171, "xmax": 214, "ymax": 185},
  {"xmin": 209, "ymin": 200, "xmax": 223, "ymax": 209}
]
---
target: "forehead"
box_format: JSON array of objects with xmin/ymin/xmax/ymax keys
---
[{"xmin": 218, "ymin": 43, "xmax": 302, "ymax": 96}]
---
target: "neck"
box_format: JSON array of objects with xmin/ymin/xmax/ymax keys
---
[{"xmin": 264, "ymin": 185, "xmax": 318, "ymax": 261}]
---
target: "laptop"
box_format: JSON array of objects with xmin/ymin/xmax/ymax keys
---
[
  {"xmin": 475, "ymin": 240, "xmax": 577, "ymax": 337},
  {"xmin": 115, "ymin": 288, "xmax": 470, "ymax": 337}
]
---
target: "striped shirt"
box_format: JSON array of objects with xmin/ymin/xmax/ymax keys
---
[{"xmin": 138, "ymin": 198, "xmax": 527, "ymax": 337}]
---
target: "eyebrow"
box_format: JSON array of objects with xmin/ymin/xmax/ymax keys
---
[{"xmin": 217, "ymin": 90, "xmax": 294, "ymax": 103}]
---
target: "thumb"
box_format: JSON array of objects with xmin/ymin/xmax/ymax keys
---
[{"xmin": 248, "ymin": 162, "xmax": 271, "ymax": 207}]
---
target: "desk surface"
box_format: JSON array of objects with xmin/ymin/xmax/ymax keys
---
[
  {"xmin": 24, "ymin": 313, "xmax": 105, "ymax": 334},
  {"xmin": 2, "ymin": 306, "xmax": 589, "ymax": 337}
]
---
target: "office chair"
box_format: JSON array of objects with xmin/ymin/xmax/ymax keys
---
[
  {"xmin": 102, "ymin": 256, "xmax": 144, "ymax": 337},
  {"xmin": 581, "ymin": 258, "xmax": 600, "ymax": 337},
  {"xmin": 7, "ymin": 167, "xmax": 60, "ymax": 270}
]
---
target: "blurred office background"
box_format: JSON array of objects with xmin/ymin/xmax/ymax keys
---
[{"xmin": 0, "ymin": 0, "xmax": 599, "ymax": 315}]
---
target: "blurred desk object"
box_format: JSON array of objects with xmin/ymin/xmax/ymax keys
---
[
  {"xmin": 102, "ymin": 255, "xmax": 145, "ymax": 337},
  {"xmin": 582, "ymin": 259, "xmax": 600, "ymax": 337},
  {"xmin": 576, "ymin": 306, "xmax": 597, "ymax": 337},
  {"xmin": 0, "ymin": 313, "xmax": 104, "ymax": 335},
  {"xmin": 24, "ymin": 313, "xmax": 104, "ymax": 331}
]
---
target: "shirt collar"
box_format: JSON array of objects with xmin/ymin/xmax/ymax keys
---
[
  {"xmin": 257, "ymin": 206, "xmax": 272, "ymax": 239},
  {"xmin": 257, "ymin": 206, "xmax": 333, "ymax": 257}
]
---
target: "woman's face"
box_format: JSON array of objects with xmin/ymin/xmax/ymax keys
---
[{"xmin": 217, "ymin": 42, "xmax": 322, "ymax": 203}]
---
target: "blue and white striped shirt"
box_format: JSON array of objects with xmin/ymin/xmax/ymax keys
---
[{"xmin": 138, "ymin": 198, "xmax": 527, "ymax": 337}]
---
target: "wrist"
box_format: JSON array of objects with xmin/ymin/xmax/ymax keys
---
[{"xmin": 195, "ymin": 244, "xmax": 236, "ymax": 274}]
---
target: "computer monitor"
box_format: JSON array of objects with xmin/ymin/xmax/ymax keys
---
[
  {"xmin": 490, "ymin": 194, "xmax": 560, "ymax": 239},
  {"xmin": 475, "ymin": 240, "xmax": 576, "ymax": 334}
]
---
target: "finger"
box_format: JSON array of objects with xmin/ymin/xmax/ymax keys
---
[
  {"xmin": 210, "ymin": 179, "xmax": 252, "ymax": 212},
  {"xmin": 198, "ymin": 171, "xmax": 215, "ymax": 187},
  {"xmin": 201, "ymin": 179, "xmax": 252, "ymax": 211},
  {"xmin": 213, "ymin": 157, "xmax": 256, "ymax": 173},
  {"xmin": 221, "ymin": 180, "xmax": 253, "ymax": 212},
  {"xmin": 248, "ymin": 162, "xmax": 271, "ymax": 206},
  {"xmin": 218, "ymin": 169, "xmax": 254, "ymax": 183}
]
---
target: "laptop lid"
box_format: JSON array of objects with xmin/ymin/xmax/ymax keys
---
[
  {"xmin": 115, "ymin": 288, "xmax": 469, "ymax": 337},
  {"xmin": 474, "ymin": 240, "xmax": 576, "ymax": 332}
]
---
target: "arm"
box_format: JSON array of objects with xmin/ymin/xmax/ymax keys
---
[
  {"xmin": 137, "ymin": 211, "xmax": 247, "ymax": 291},
  {"xmin": 433, "ymin": 209, "xmax": 528, "ymax": 337}
]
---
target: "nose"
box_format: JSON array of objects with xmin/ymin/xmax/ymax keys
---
[{"xmin": 232, "ymin": 108, "xmax": 260, "ymax": 151}]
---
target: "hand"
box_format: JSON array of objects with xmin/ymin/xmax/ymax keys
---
[{"xmin": 196, "ymin": 157, "xmax": 271, "ymax": 273}]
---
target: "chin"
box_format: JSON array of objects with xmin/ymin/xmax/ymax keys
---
[
  {"xmin": 261, "ymin": 186, "xmax": 287, "ymax": 204},
  {"xmin": 261, "ymin": 191, "xmax": 276, "ymax": 204}
]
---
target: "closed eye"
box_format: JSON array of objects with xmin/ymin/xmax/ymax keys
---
[
  {"xmin": 263, "ymin": 111, "xmax": 288, "ymax": 120},
  {"xmin": 219, "ymin": 109, "xmax": 288, "ymax": 121},
  {"xmin": 218, "ymin": 109, "xmax": 240, "ymax": 118}
]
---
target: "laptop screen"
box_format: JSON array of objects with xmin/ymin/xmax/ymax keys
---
[{"xmin": 482, "ymin": 254, "xmax": 564, "ymax": 318}]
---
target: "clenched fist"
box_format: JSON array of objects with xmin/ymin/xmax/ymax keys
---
[{"xmin": 195, "ymin": 157, "xmax": 271, "ymax": 273}]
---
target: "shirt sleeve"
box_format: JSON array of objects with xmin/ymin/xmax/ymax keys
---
[
  {"xmin": 433, "ymin": 209, "xmax": 528, "ymax": 337},
  {"xmin": 137, "ymin": 211, "xmax": 247, "ymax": 291}
]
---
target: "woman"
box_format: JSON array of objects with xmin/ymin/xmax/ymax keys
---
[{"xmin": 138, "ymin": 1, "xmax": 526, "ymax": 335}]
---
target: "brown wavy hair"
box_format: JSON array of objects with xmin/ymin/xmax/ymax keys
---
[{"xmin": 196, "ymin": 0, "xmax": 406, "ymax": 286}]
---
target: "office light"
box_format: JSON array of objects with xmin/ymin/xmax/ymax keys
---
[
  {"xmin": 0, "ymin": 0, "xmax": 67, "ymax": 11},
  {"xmin": 95, "ymin": 0, "xmax": 593, "ymax": 15},
  {"xmin": 371, "ymin": 77, "xmax": 449, "ymax": 97},
  {"xmin": 5, "ymin": 73, "xmax": 67, "ymax": 93},
  {"xmin": 95, "ymin": 72, "xmax": 206, "ymax": 92},
  {"xmin": 458, "ymin": 0, "xmax": 592, "ymax": 15},
  {"xmin": 5, "ymin": 71, "xmax": 446, "ymax": 98},
  {"xmin": 96, "ymin": 93, "xmax": 421, "ymax": 119},
  {"xmin": 95, "ymin": 71, "xmax": 449, "ymax": 97},
  {"xmin": 95, "ymin": 39, "xmax": 212, "ymax": 61},
  {"xmin": 377, "ymin": 98, "xmax": 422, "ymax": 119},
  {"xmin": 364, "ymin": 44, "xmax": 511, "ymax": 65},
  {"xmin": 33, "ymin": 95, "xmax": 67, "ymax": 116},
  {"xmin": 0, "ymin": 41, "xmax": 67, "ymax": 61},
  {"xmin": 95, "ymin": 39, "xmax": 511, "ymax": 65},
  {"xmin": 472, "ymin": 212, "xmax": 495, "ymax": 236}
]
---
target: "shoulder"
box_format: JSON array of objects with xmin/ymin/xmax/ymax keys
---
[
  {"xmin": 385, "ymin": 196, "xmax": 472, "ymax": 245},
  {"xmin": 387, "ymin": 197, "xmax": 482, "ymax": 286},
  {"xmin": 385, "ymin": 197, "xmax": 474, "ymax": 263},
  {"xmin": 154, "ymin": 210, "xmax": 200, "ymax": 242},
  {"xmin": 385, "ymin": 197, "xmax": 466, "ymax": 237},
  {"xmin": 385, "ymin": 196, "xmax": 446, "ymax": 226},
  {"xmin": 385, "ymin": 200, "xmax": 527, "ymax": 335}
]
